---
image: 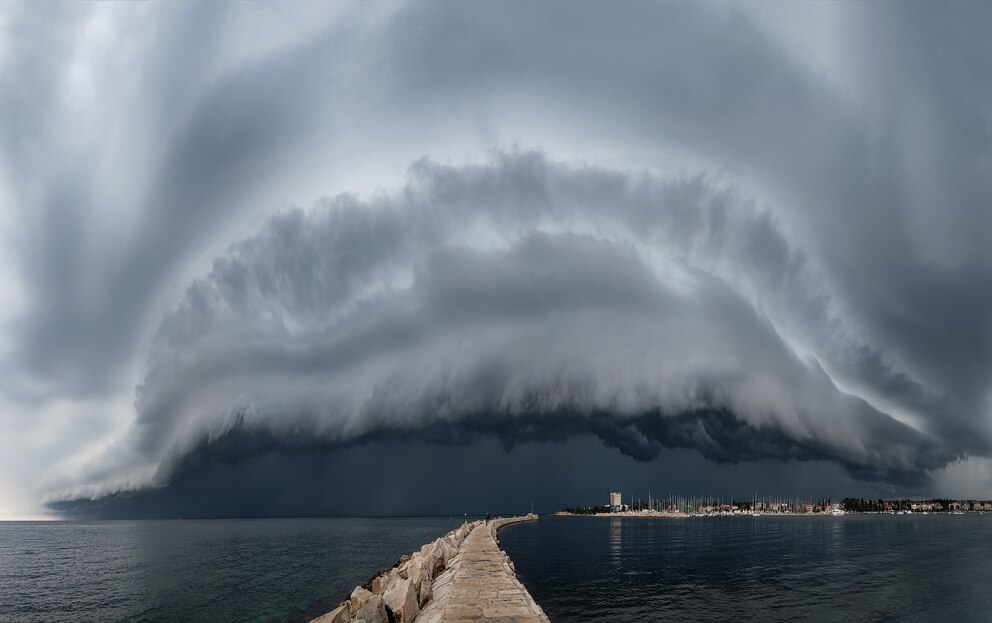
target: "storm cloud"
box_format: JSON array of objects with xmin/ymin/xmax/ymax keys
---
[
  {"xmin": 51, "ymin": 153, "xmax": 963, "ymax": 503},
  {"xmin": 0, "ymin": 1, "xmax": 990, "ymax": 517}
]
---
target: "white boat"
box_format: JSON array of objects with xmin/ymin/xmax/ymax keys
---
[{"xmin": 831, "ymin": 508, "xmax": 846, "ymax": 516}]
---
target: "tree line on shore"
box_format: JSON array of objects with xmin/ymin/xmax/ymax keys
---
[
  {"xmin": 561, "ymin": 497, "xmax": 992, "ymax": 515},
  {"xmin": 839, "ymin": 498, "xmax": 992, "ymax": 512}
]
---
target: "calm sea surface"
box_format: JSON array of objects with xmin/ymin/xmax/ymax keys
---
[
  {"xmin": 0, "ymin": 517, "xmax": 465, "ymax": 623},
  {"xmin": 499, "ymin": 514, "xmax": 992, "ymax": 622},
  {"xmin": 3, "ymin": 515, "xmax": 991, "ymax": 622}
]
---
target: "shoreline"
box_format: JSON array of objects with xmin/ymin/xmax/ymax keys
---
[
  {"xmin": 555, "ymin": 510, "xmax": 992, "ymax": 518},
  {"xmin": 310, "ymin": 514, "xmax": 546, "ymax": 623}
]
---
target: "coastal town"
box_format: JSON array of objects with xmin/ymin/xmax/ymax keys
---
[{"xmin": 557, "ymin": 492, "xmax": 992, "ymax": 517}]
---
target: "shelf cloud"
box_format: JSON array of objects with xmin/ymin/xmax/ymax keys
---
[
  {"xmin": 50, "ymin": 153, "xmax": 964, "ymax": 505},
  {"xmin": 1, "ymin": 1, "xmax": 990, "ymax": 516}
]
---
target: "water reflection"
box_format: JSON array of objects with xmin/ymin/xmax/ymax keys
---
[
  {"xmin": 501, "ymin": 514, "xmax": 992, "ymax": 623},
  {"xmin": 609, "ymin": 518, "xmax": 622, "ymax": 567}
]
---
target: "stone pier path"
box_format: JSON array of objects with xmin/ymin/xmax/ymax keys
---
[{"xmin": 417, "ymin": 516, "xmax": 550, "ymax": 623}]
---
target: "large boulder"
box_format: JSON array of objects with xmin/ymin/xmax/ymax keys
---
[
  {"xmin": 382, "ymin": 577, "xmax": 419, "ymax": 623},
  {"xmin": 371, "ymin": 568, "xmax": 397, "ymax": 595},
  {"xmin": 416, "ymin": 573, "xmax": 432, "ymax": 607},
  {"xmin": 441, "ymin": 540, "xmax": 458, "ymax": 565},
  {"xmin": 404, "ymin": 556, "xmax": 425, "ymax": 580},
  {"xmin": 426, "ymin": 543, "xmax": 445, "ymax": 579},
  {"xmin": 309, "ymin": 602, "xmax": 350, "ymax": 623},
  {"xmin": 356, "ymin": 595, "xmax": 390, "ymax": 623},
  {"xmin": 404, "ymin": 560, "xmax": 432, "ymax": 607},
  {"xmin": 399, "ymin": 554, "xmax": 425, "ymax": 580},
  {"xmin": 350, "ymin": 586, "xmax": 374, "ymax": 612}
]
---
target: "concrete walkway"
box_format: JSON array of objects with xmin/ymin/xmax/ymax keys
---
[{"xmin": 417, "ymin": 516, "xmax": 550, "ymax": 623}]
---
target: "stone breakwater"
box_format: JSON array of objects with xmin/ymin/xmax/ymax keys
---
[{"xmin": 310, "ymin": 515, "xmax": 548, "ymax": 623}]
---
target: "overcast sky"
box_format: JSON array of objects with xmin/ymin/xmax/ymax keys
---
[{"xmin": 2, "ymin": 1, "xmax": 991, "ymax": 518}]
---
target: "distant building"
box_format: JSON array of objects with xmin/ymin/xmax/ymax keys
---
[{"xmin": 610, "ymin": 492, "xmax": 622, "ymax": 512}]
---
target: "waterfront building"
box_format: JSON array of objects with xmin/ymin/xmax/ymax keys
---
[{"xmin": 609, "ymin": 492, "xmax": 622, "ymax": 512}]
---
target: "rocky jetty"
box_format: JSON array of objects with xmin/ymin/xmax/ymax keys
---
[{"xmin": 310, "ymin": 515, "xmax": 545, "ymax": 623}]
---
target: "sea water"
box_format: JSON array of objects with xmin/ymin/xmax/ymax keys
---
[
  {"xmin": 0, "ymin": 517, "xmax": 464, "ymax": 623},
  {"xmin": 5, "ymin": 514, "xmax": 991, "ymax": 622},
  {"xmin": 499, "ymin": 514, "xmax": 992, "ymax": 622}
]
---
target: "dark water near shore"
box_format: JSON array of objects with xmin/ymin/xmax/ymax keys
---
[
  {"xmin": 500, "ymin": 514, "xmax": 992, "ymax": 622},
  {"xmin": 5, "ymin": 514, "xmax": 991, "ymax": 622},
  {"xmin": 0, "ymin": 517, "xmax": 465, "ymax": 623}
]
